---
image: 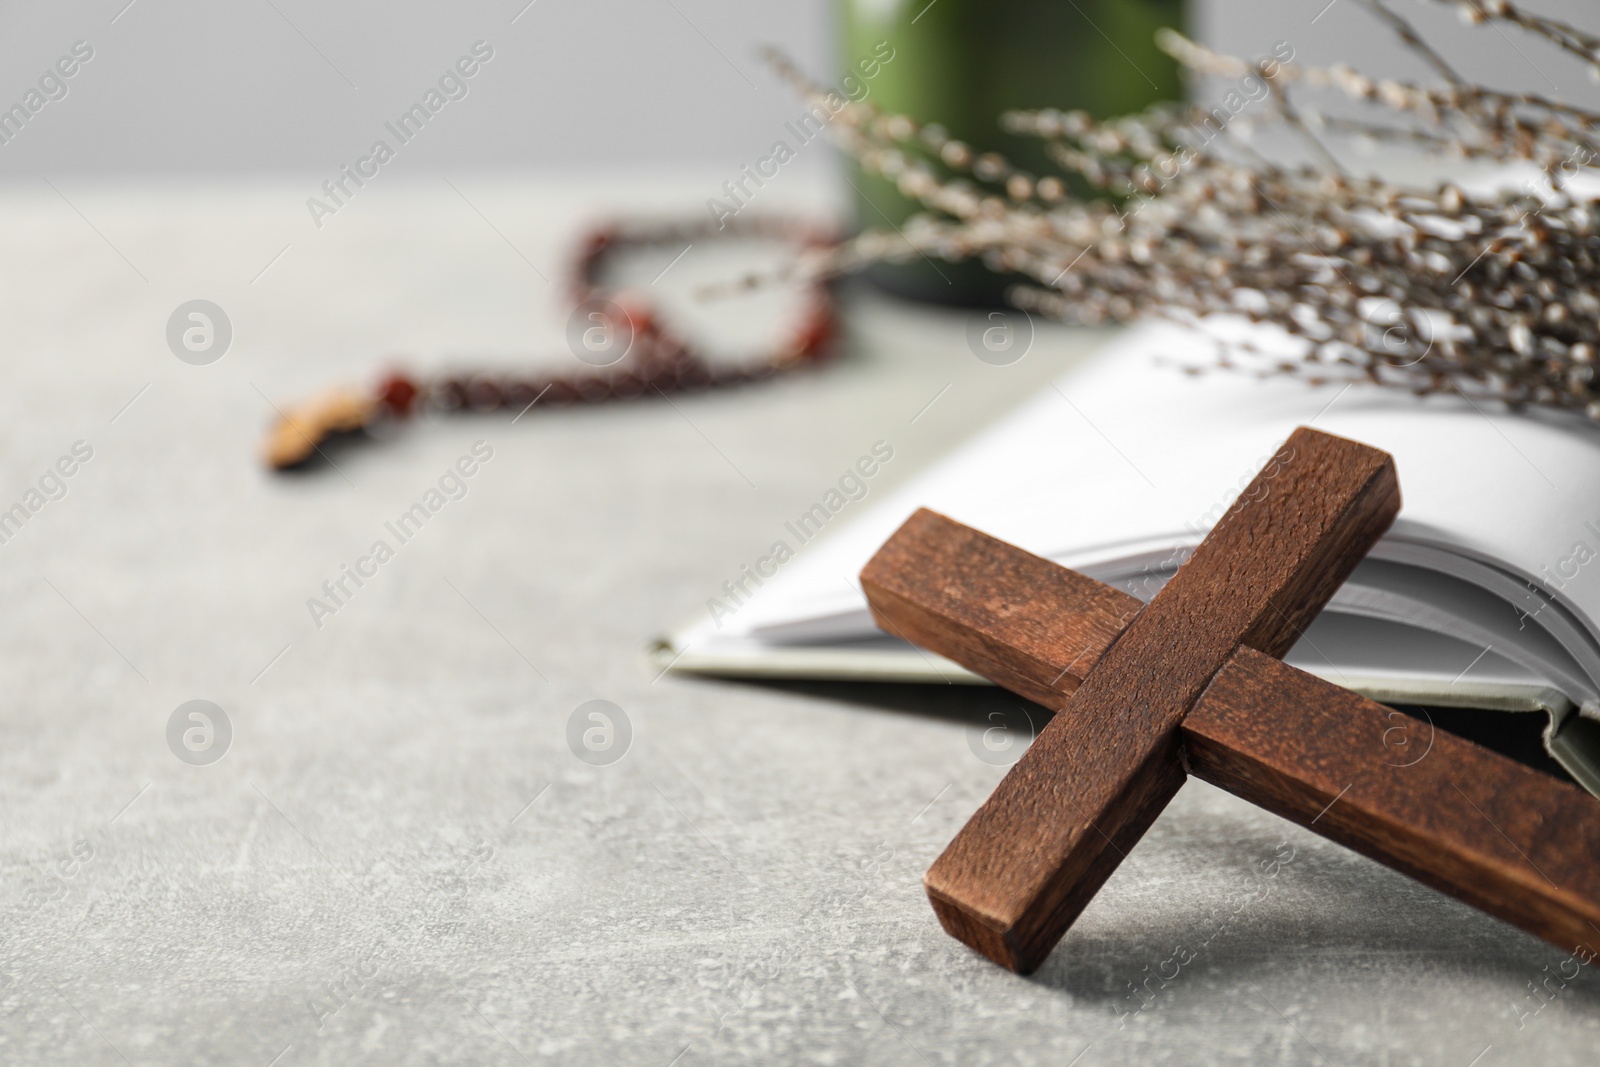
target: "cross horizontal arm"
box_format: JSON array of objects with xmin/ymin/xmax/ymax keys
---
[
  {"xmin": 864, "ymin": 427, "xmax": 1400, "ymax": 972},
  {"xmin": 864, "ymin": 508, "xmax": 1600, "ymax": 962},
  {"xmin": 859, "ymin": 507, "xmax": 1137, "ymax": 708},
  {"xmin": 1190, "ymin": 649, "xmax": 1600, "ymax": 956}
]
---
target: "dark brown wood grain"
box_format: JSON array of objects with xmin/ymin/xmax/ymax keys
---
[
  {"xmin": 866, "ymin": 427, "xmax": 1401, "ymax": 972},
  {"xmin": 863, "ymin": 431, "xmax": 1600, "ymax": 972},
  {"xmin": 865, "ymin": 504, "xmax": 1600, "ymax": 965},
  {"xmin": 859, "ymin": 508, "xmax": 1137, "ymax": 708},
  {"xmin": 1187, "ymin": 648, "xmax": 1600, "ymax": 956}
]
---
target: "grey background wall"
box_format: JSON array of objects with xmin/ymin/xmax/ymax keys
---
[{"xmin": 0, "ymin": 0, "xmax": 1593, "ymax": 180}]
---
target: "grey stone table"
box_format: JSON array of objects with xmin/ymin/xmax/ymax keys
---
[{"xmin": 1, "ymin": 178, "xmax": 1595, "ymax": 1066}]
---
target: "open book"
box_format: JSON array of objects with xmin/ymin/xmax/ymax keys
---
[{"xmin": 654, "ymin": 320, "xmax": 1600, "ymax": 796}]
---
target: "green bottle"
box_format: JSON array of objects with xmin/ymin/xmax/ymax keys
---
[{"xmin": 841, "ymin": 0, "xmax": 1186, "ymax": 306}]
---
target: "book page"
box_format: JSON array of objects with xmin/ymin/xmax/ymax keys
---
[{"xmin": 709, "ymin": 321, "xmax": 1600, "ymax": 665}]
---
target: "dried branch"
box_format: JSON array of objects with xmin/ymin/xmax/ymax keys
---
[{"xmin": 754, "ymin": 2, "xmax": 1600, "ymax": 421}]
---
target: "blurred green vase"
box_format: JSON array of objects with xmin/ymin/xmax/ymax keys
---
[{"xmin": 841, "ymin": 0, "xmax": 1186, "ymax": 306}]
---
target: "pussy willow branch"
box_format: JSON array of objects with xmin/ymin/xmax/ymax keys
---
[{"xmin": 749, "ymin": 2, "xmax": 1600, "ymax": 420}]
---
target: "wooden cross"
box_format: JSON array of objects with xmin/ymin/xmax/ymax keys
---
[{"xmin": 860, "ymin": 426, "xmax": 1600, "ymax": 974}]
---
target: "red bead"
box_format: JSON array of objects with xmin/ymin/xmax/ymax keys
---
[{"xmin": 377, "ymin": 372, "xmax": 420, "ymax": 417}]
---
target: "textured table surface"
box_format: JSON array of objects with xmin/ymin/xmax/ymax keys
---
[{"xmin": 1, "ymin": 176, "xmax": 1596, "ymax": 1066}]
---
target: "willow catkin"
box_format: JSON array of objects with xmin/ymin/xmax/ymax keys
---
[{"xmin": 758, "ymin": 0, "xmax": 1600, "ymax": 421}]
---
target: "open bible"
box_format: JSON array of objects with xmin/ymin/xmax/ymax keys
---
[{"xmin": 654, "ymin": 321, "xmax": 1600, "ymax": 796}]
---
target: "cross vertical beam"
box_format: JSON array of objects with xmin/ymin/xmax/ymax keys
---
[
  {"xmin": 864, "ymin": 504, "xmax": 1600, "ymax": 967},
  {"xmin": 864, "ymin": 427, "xmax": 1400, "ymax": 972}
]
